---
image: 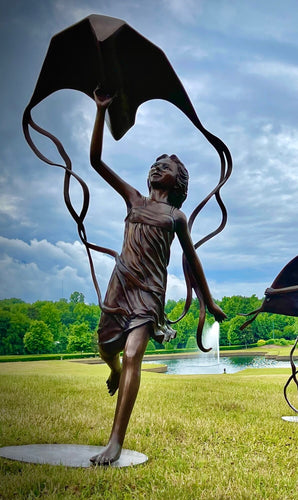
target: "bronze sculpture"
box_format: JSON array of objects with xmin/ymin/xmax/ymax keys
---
[
  {"xmin": 284, "ymin": 337, "xmax": 298, "ymax": 413},
  {"xmin": 240, "ymin": 256, "xmax": 298, "ymax": 414},
  {"xmin": 240, "ymin": 256, "xmax": 298, "ymax": 328},
  {"xmin": 23, "ymin": 14, "xmax": 232, "ymax": 465}
]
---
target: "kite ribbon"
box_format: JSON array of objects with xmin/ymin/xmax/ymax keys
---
[
  {"xmin": 22, "ymin": 106, "xmax": 127, "ymax": 316},
  {"xmin": 284, "ymin": 336, "xmax": 298, "ymax": 413},
  {"xmin": 167, "ymin": 116, "xmax": 232, "ymax": 352}
]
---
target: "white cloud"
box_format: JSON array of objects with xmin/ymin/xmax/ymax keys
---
[
  {"xmin": 0, "ymin": 193, "xmax": 32, "ymax": 227},
  {"xmin": 0, "ymin": 237, "xmax": 115, "ymax": 303},
  {"xmin": 242, "ymin": 60, "xmax": 298, "ymax": 92},
  {"xmin": 166, "ymin": 273, "xmax": 187, "ymax": 301},
  {"xmin": 166, "ymin": 272, "xmax": 269, "ymax": 302}
]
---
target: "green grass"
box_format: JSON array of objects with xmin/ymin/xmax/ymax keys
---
[{"xmin": 0, "ymin": 361, "xmax": 297, "ymax": 499}]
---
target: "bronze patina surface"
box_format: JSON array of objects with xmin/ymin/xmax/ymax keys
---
[{"xmin": 23, "ymin": 14, "xmax": 232, "ymax": 465}]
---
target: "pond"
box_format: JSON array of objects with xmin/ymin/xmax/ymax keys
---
[{"xmin": 146, "ymin": 356, "xmax": 291, "ymax": 375}]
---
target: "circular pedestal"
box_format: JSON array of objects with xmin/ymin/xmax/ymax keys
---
[
  {"xmin": 282, "ymin": 416, "xmax": 298, "ymax": 423},
  {"xmin": 0, "ymin": 444, "xmax": 148, "ymax": 468}
]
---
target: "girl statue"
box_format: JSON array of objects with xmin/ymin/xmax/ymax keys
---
[{"xmin": 89, "ymin": 92, "xmax": 226, "ymax": 465}]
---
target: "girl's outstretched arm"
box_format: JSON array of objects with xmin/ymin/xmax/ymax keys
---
[
  {"xmin": 90, "ymin": 90, "xmax": 141, "ymax": 208},
  {"xmin": 175, "ymin": 211, "xmax": 226, "ymax": 322}
]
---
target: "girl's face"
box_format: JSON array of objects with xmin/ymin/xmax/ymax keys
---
[{"xmin": 148, "ymin": 158, "xmax": 178, "ymax": 190}]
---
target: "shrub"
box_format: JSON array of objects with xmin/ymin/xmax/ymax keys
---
[
  {"xmin": 277, "ymin": 338, "xmax": 288, "ymax": 345},
  {"xmin": 145, "ymin": 340, "xmax": 156, "ymax": 352},
  {"xmin": 220, "ymin": 343, "xmax": 258, "ymax": 351},
  {"xmin": 265, "ymin": 338, "xmax": 290, "ymax": 346},
  {"xmin": 165, "ymin": 341, "xmax": 174, "ymax": 351},
  {"xmin": 265, "ymin": 339, "xmax": 275, "ymax": 345},
  {"xmin": 186, "ymin": 336, "xmax": 197, "ymax": 349},
  {"xmin": 257, "ymin": 339, "xmax": 266, "ymax": 346}
]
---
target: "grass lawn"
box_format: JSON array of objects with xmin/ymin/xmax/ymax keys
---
[{"xmin": 0, "ymin": 360, "xmax": 297, "ymax": 499}]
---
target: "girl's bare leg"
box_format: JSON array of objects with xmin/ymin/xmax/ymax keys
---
[
  {"xmin": 99, "ymin": 347, "xmax": 122, "ymax": 396},
  {"xmin": 91, "ymin": 324, "xmax": 151, "ymax": 465}
]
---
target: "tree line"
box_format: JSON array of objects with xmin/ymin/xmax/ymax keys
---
[
  {"xmin": 0, "ymin": 292, "xmax": 297, "ymax": 355},
  {"xmin": 165, "ymin": 295, "xmax": 297, "ymax": 349}
]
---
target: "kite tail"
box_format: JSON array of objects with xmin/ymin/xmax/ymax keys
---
[
  {"xmin": 22, "ymin": 106, "xmax": 127, "ymax": 316},
  {"xmin": 238, "ymin": 302, "xmax": 265, "ymax": 331},
  {"xmin": 283, "ymin": 336, "xmax": 298, "ymax": 413},
  {"xmin": 185, "ymin": 257, "xmax": 210, "ymax": 353},
  {"xmin": 169, "ymin": 115, "xmax": 232, "ymax": 351},
  {"xmin": 239, "ymin": 311, "xmax": 261, "ymax": 331},
  {"xmin": 167, "ymin": 254, "xmax": 210, "ymax": 352}
]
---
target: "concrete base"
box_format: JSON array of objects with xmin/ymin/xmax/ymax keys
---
[
  {"xmin": 282, "ymin": 416, "xmax": 298, "ymax": 423},
  {"xmin": 0, "ymin": 444, "xmax": 148, "ymax": 468}
]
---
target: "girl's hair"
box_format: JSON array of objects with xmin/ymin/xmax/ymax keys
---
[{"xmin": 147, "ymin": 154, "xmax": 189, "ymax": 209}]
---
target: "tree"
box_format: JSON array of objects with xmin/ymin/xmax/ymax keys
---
[
  {"xmin": 56, "ymin": 299, "xmax": 75, "ymax": 328},
  {"xmin": 23, "ymin": 320, "xmax": 54, "ymax": 354},
  {"xmin": 66, "ymin": 322, "xmax": 96, "ymax": 352},
  {"xmin": 70, "ymin": 291, "xmax": 85, "ymax": 305},
  {"xmin": 171, "ymin": 313, "xmax": 196, "ymax": 348},
  {"xmin": 237, "ymin": 322, "xmax": 255, "ymax": 346},
  {"xmin": 164, "ymin": 299, "xmax": 177, "ymax": 315},
  {"xmin": 0, "ymin": 298, "xmax": 24, "ymax": 306},
  {"xmin": 283, "ymin": 324, "xmax": 296, "ymax": 340},
  {"xmin": 227, "ymin": 316, "xmax": 251, "ymax": 346},
  {"xmin": 6, "ymin": 312, "xmax": 31, "ymax": 354},
  {"xmin": 72, "ymin": 302, "xmax": 100, "ymax": 331},
  {"xmin": 26, "ymin": 301, "xmax": 48, "ymax": 320},
  {"xmin": 40, "ymin": 303, "xmax": 62, "ymax": 340},
  {"xmin": 219, "ymin": 295, "xmax": 259, "ymax": 321},
  {"xmin": 254, "ymin": 314, "xmax": 273, "ymax": 340},
  {"xmin": 0, "ymin": 310, "xmax": 13, "ymax": 355},
  {"xmin": 219, "ymin": 319, "xmax": 229, "ymax": 346},
  {"xmin": 0, "ymin": 303, "xmax": 31, "ymax": 354}
]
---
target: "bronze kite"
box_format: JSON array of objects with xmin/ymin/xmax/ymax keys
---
[{"xmin": 240, "ymin": 256, "xmax": 298, "ymax": 413}]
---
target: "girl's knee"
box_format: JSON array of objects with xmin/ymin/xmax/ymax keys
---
[
  {"xmin": 100, "ymin": 348, "xmax": 115, "ymax": 359},
  {"xmin": 124, "ymin": 327, "xmax": 151, "ymax": 360},
  {"xmin": 124, "ymin": 341, "xmax": 143, "ymax": 361}
]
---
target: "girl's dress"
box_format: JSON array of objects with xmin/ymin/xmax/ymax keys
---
[{"xmin": 98, "ymin": 197, "xmax": 177, "ymax": 350}]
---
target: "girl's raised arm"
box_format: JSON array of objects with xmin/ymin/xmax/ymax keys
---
[
  {"xmin": 90, "ymin": 91, "xmax": 141, "ymax": 208},
  {"xmin": 175, "ymin": 211, "xmax": 226, "ymax": 322}
]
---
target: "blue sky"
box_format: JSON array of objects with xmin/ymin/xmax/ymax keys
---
[{"xmin": 1, "ymin": 0, "xmax": 297, "ymax": 304}]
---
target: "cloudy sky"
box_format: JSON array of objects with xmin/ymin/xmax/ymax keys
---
[{"xmin": 1, "ymin": 0, "xmax": 297, "ymax": 305}]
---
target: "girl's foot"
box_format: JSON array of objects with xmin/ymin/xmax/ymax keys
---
[
  {"xmin": 106, "ymin": 369, "xmax": 121, "ymax": 396},
  {"xmin": 90, "ymin": 441, "xmax": 122, "ymax": 466}
]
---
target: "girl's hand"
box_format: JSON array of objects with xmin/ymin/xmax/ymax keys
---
[
  {"xmin": 208, "ymin": 302, "xmax": 227, "ymax": 322},
  {"xmin": 93, "ymin": 87, "xmax": 114, "ymax": 109}
]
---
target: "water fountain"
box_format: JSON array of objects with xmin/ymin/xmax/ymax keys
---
[
  {"xmin": 198, "ymin": 322, "xmax": 220, "ymax": 366},
  {"xmin": 162, "ymin": 322, "xmax": 222, "ymax": 375}
]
